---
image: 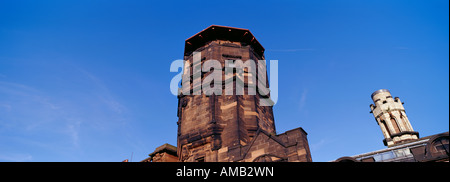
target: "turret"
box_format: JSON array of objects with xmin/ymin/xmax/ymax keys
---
[{"xmin": 370, "ymin": 89, "xmax": 419, "ymax": 147}]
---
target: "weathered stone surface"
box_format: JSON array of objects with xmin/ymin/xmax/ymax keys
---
[{"xmin": 174, "ymin": 25, "xmax": 312, "ymax": 162}]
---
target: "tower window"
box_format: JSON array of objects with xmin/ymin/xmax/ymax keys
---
[
  {"xmin": 431, "ymin": 137, "xmax": 449, "ymax": 155},
  {"xmin": 381, "ymin": 120, "xmax": 391, "ymax": 136},
  {"xmin": 390, "ymin": 117, "xmax": 401, "ymax": 133},
  {"xmin": 382, "ymin": 100, "xmax": 387, "ymax": 104}
]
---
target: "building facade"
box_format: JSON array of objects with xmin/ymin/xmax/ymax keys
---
[
  {"xmin": 139, "ymin": 25, "xmax": 312, "ymax": 162},
  {"xmin": 175, "ymin": 25, "xmax": 311, "ymax": 162},
  {"xmin": 137, "ymin": 29, "xmax": 448, "ymax": 163},
  {"xmin": 141, "ymin": 143, "xmax": 178, "ymax": 162}
]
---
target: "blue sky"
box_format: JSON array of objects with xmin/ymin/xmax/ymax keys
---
[{"xmin": 0, "ymin": 0, "xmax": 448, "ymax": 162}]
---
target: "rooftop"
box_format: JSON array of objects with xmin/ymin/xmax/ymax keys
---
[
  {"xmin": 184, "ymin": 25, "xmax": 265, "ymax": 58},
  {"xmin": 148, "ymin": 143, "xmax": 177, "ymax": 157},
  {"xmin": 371, "ymin": 89, "xmax": 390, "ymax": 99}
]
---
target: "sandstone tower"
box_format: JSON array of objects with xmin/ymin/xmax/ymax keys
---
[
  {"xmin": 370, "ymin": 89, "xmax": 419, "ymax": 147},
  {"xmin": 176, "ymin": 25, "xmax": 311, "ymax": 162}
]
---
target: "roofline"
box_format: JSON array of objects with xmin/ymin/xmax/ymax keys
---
[
  {"xmin": 371, "ymin": 89, "xmax": 390, "ymax": 99},
  {"xmin": 185, "ymin": 25, "xmax": 250, "ymax": 42},
  {"xmin": 348, "ymin": 131, "xmax": 449, "ymax": 161},
  {"xmin": 184, "ymin": 25, "xmax": 265, "ymax": 58},
  {"xmin": 148, "ymin": 143, "xmax": 177, "ymax": 157},
  {"xmin": 350, "ymin": 137, "xmax": 429, "ymax": 160}
]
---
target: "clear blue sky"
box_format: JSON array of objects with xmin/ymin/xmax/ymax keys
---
[{"xmin": 0, "ymin": 0, "xmax": 448, "ymax": 162}]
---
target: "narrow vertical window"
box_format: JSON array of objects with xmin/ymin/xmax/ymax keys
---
[
  {"xmin": 381, "ymin": 120, "xmax": 391, "ymax": 136},
  {"xmin": 390, "ymin": 117, "xmax": 401, "ymax": 133}
]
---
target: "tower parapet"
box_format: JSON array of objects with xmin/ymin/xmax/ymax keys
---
[{"xmin": 370, "ymin": 89, "xmax": 419, "ymax": 147}]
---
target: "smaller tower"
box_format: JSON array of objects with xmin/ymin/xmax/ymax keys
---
[{"xmin": 370, "ymin": 89, "xmax": 419, "ymax": 147}]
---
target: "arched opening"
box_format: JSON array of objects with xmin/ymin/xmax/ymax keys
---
[
  {"xmin": 390, "ymin": 116, "xmax": 401, "ymax": 133},
  {"xmin": 335, "ymin": 156, "xmax": 358, "ymax": 162},
  {"xmin": 381, "ymin": 120, "xmax": 391, "ymax": 136}
]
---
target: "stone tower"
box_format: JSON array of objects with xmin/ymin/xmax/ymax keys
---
[
  {"xmin": 176, "ymin": 25, "xmax": 312, "ymax": 162},
  {"xmin": 370, "ymin": 89, "xmax": 419, "ymax": 147}
]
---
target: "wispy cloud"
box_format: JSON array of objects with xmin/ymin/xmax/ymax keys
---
[
  {"xmin": 0, "ymin": 103, "xmax": 11, "ymax": 112},
  {"xmin": 0, "ymin": 81, "xmax": 39, "ymax": 97},
  {"xmin": 0, "ymin": 81, "xmax": 61, "ymax": 132},
  {"xmin": 64, "ymin": 118, "xmax": 82, "ymax": 149},
  {"xmin": 299, "ymin": 89, "xmax": 308, "ymax": 111},
  {"xmin": 78, "ymin": 68, "xmax": 127, "ymax": 114},
  {"xmin": 0, "ymin": 153, "xmax": 32, "ymax": 162},
  {"xmin": 310, "ymin": 139, "xmax": 326, "ymax": 152},
  {"xmin": 0, "ymin": 66, "xmax": 130, "ymax": 161}
]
